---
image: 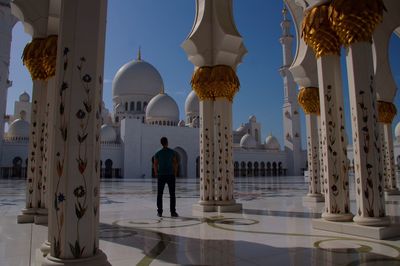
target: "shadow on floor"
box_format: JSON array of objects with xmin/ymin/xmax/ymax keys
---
[{"xmin": 99, "ymin": 220, "xmax": 400, "ymax": 266}]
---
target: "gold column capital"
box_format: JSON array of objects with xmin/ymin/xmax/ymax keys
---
[
  {"xmin": 42, "ymin": 35, "xmax": 58, "ymax": 78},
  {"xmin": 329, "ymin": 0, "xmax": 386, "ymax": 46},
  {"xmin": 302, "ymin": 4, "xmax": 341, "ymax": 58},
  {"xmin": 377, "ymin": 101, "xmax": 397, "ymax": 124},
  {"xmin": 22, "ymin": 35, "xmax": 58, "ymax": 81},
  {"xmin": 298, "ymin": 87, "xmax": 320, "ymax": 115},
  {"xmin": 191, "ymin": 65, "xmax": 240, "ymax": 102}
]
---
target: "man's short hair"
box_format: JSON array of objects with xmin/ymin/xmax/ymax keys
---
[{"xmin": 160, "ymin": 137, "xmax": 168, "ymax": 146}]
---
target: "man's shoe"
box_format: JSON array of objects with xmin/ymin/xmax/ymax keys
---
[
  {"xmin": 171, "ymin": 212, "xmax": 179, "ymax": 217},
  {"xmin": 157, "ymin": 212, "xmax": 162, "ymax": 217}
]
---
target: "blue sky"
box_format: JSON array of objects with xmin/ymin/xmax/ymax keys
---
[{"xmin": 7, "ymin": 0, "xmax": 400, "ymax": 147}]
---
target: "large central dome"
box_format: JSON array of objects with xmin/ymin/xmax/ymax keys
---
[{"xmin": 112, "ymin": 56, "xmax": 164, "ymax": 100}]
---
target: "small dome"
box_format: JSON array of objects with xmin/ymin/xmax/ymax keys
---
[
  {"xmin": 265, "ymin": 135, "xmax": 281, "ymax": 150},
  {"xmin": 236, "ymin": 124, "xmax": 247, "ymax": 133},
  {"xmin": 146, "ymin": 93, "xmax": 179, "ymax": 124},
  {"xmin": 112, "ymin": 58, "xmax": 164, "ymax": 99},
  {"xmin": 240, "ymin": 133, "xmax": 257, "ymax": 149},
  {"xmin": 100, "ymin": 125, "xmax": 117, "ymax": 142},
  {"xmin": 395, "ymin": 122, "xmax": 400, "ymax": 140},
  {"xmin": 7, "ymin": 119, "xmax": 30, "ymax": 138},
  {"xmin": 19, "ymin": 92, "xmax": 30, "ymax": 102},
  {"xmin": 185, "ymin": 91, "xmax": 199, "ymax": 116},
  {"xmin": 249, "ymin": 115, "xmax": 256, "ymax": 122}
]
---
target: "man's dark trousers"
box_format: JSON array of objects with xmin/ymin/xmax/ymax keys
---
[{"xmin": 157, "ymin": 175, "xmax": 176, "ymax": 214}]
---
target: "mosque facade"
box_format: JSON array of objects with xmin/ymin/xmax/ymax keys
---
[
  {"xmin": 0, "ymin": 5, "xmax": 309, "ymax": 179},
  {"xmin": 1, "ymin": 52, "xmax": 307, "ymax": 179}
]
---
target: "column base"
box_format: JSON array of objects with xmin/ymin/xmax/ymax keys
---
[
  {"xmin": 321, "ymin": 212, "xmax": 353, "ymax": 222},
  {"xmin": 303, "ymin": 194, "xmax": 324, "ymax": 202},
  {"xmin": 41, "ymin": 250, "xmax": 110, "ymax": 266},
  {"xmin": 193, "ymin": 200, "xmax": 242, "ymax": 213},
  {"xmin": 17, "ymin": 208, "xmax": 36, "ymax": 223},
  {"xmin": 385, "ymin": 189, "xmax": 400, "ymax": 196},
  {"xmin": 193, "ymin": 203, "xmax": 216, "ymax": 212},
  {"xmin": 312, "ymin": 218, "xmax": 400, "ymax": 240},
  {"xmin": 353, "ymin": 215, "xmax": 391, "ymax": 226},
  {"xmin": 34, "ymin": 208, "xmax": 48, "ymax": 225}
]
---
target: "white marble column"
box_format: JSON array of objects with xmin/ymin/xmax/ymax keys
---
[
  {"xmin": 301, "ymin": 3, "xmax": 352, "ymax": 222},
  {"xmin": 213, "ymin": 98, "xmax": 236, "ymax": 208},
  {"xmin": 42, "ymin": 0, "xmax": 110, "ymax": 264},
  {"xmin": 305, "ymin": 114, "xmax": 323, "ymax": 201},
  {"xmin": 18, "ymin": 79, "xmax": 47, "ymax": 223},
  {"xmin": 383, "ymin": 123, "xmax": 399, "ymax": 194},
  {"xmin": 346, "ymin": 42, "xmax": 388, "ymax": 226},
  {"xmin": 298, "ymin": 87, "xmax": 323, "ymax": 202},
  {"xmin": 377, "ymin": 101, "xmax": 399, "ymax": 195},
  {"xmin": 317, "ymin": 116, "xmax": 325, "ymax": 195},
  {"xmin": 182, "ymin": 0, "xmax": 246, "ymax": 213},
  {"xmin": 197, "ymin": 100, "xmax": 215, "ymax": 210},
  {"xmin": 317, "ymin": 55, "xmax": 352, "ymax": 221}
]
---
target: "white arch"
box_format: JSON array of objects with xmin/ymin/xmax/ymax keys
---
[{"xmin": 174, "ymin": 147, "xmax": 188, "ymax": 178}]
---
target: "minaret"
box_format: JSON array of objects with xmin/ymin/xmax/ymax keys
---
[
  {"xmin": 279, "ymin": 4, "xmax": 302, "ymax": 176},
  {"xmin": 0, "ymin": 0, "xmax": 17, "ymax": 159}
]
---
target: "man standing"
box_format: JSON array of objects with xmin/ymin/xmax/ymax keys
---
[{"xmin": 153, "ymin": 137, "xmax": 179, "ymax": 217}]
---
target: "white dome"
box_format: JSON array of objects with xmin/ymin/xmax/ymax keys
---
[
  {"xmin": 240, "ymin": 133, "xmax": 257, "ymax": 149},
  {"xmin": 395, "ymin": 122, "xmax": 400, "ymax": 140},
  {"xmin": 7, "ymin": 119, "xmax": 30, "ymax": 138},
  {"xmin": 19, "ymin": 92, "xmax": 30, "ymax": 102},
  {"xmin": 185, "ymin": 90, "xmax": 199, "ymax": 115},
  {"xmin": 112, "ymin": 59, "xmax": 164, "ymax": 99},
  {"xmin": 236, "ymin": 124, "xmax": 247, "ymax": 134},
  {"xmin": 100, "ymin": 125, "xmax": 117, "ymax": 142},
  {"xmin": 265, "ymin": 135, "xmax": 281, "ymax": 150},
  {"xmin": 146, "ymin": 93, "xmax": 179, "ymax": 124}
]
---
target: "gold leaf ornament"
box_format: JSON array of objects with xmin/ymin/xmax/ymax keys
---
[
  {"xmin": 329, "ymin": 0, "xmax": 385, "ymax": 45},
  {"xmin": 22, "ymin": 36, "xmax": 58, "ymax": 80},
  {"xmin": 298, "ymin": 87, "xmax": 320, "ymax": 115},
  {"xmin": 302, "ymin": 4, "xmax": 341, "ymax": 58},
  {"xmin": 377, "ymin": 101, "xmax": 397, "ymax": 124},
  {"xmin": 191, "ymin": 65, "xmax": 240, "ymax": 102},
  {"xmin": 42, "ymin": 35, "xmax": 58, "ymax": 78}
]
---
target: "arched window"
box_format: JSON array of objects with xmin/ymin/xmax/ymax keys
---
[
  {"xmin": 278, "ymin": 162, "xmax": 282, "ymax": 176},
  {"xmin": 260, "ymin": 162, "xmax": 265, "ymax": 177},
  {"xmin": 163, "ymin": 121, "xmax": 166, "ymax": 126},
  {"xmin": 196, "ymin": 156, "xmax": 200, "ymax": 178},
  {"xmin": 247, "ymin": 162, "xmax": 253, "ymax": 177},
  {"xmin": 115, "ymin": 116, "xmax": 119, "ymax": 123},
  {"xmin": 234, "ymin": 161, "xmax": 239, "ymax": 177},
  {"xmin": 137, "ymin": 101, "xmax": 142, "ymax": 111},
  {"xmin": 130, "ymin": 101, "xmax": 135, "ymax": 111},
  {"xmin": 105, "ymin": 159, "xmax": 113, "ymax": 178},
  {"xmin": 272, "ymin": 162, "xmax": 277, "ymax": 176},
  {"xmin": 125, "ymin": 102, "xmax": 128, "ymax": 111},
  {"xmin": 267, "ymin": 162, "xmax": 271, "ymax": 176},
  {"xmin": 12, "ymin": 157, "xmax": 23, "ymax": 177},
  {"xmin": 254, "ymin": 162, "xmax": 259, "ymax": 177},
  {"xmin": 240, "ymin": 162, "xmax": 246, "ymax": 177},
  {"xmin": 167, "ymin": 121, "xmax": 170, "ymax": 126},
  {"xmin": 143, "ymin": 101, "xmax": 148, "ymax": 110}
]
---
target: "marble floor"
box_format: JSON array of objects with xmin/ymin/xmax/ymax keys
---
[{"xmin": 1, "ymin": 176, "xmax": 400, "ymax": 266}]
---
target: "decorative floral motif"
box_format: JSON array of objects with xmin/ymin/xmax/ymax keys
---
[{"xmin": 53, "ymin": 47, "xmax": 70, "ymax": 258}]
